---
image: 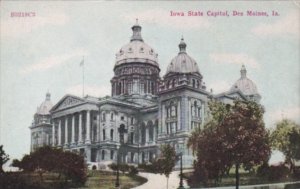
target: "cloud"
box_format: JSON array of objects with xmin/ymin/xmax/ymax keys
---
[
  {"xmin": 123, "ymin": 9, "xmax": 210, "ymax": 30},
  {"xmin": 20, "ymin": 49, "xmax": 88, "ymax": 74},
  {"xmin": 66, "ymin": 85, "xmax": 110, "ymax": 97},
  {"xmin": 1, "ymin": 12, "xmax": 69, "ymax": 38},
  {"xmin": 266, "ymin": 106, "xmax": 300, "ymax": 128},
  {"xmin": 209, "ymin": 53, "xmax": 260, "ymax": 69},
  {"xmin": 209, "ymin": 80, "xmax": 231, "ymax": 93},
  {"xmin": 251, "ymin": 10, "xmax": 299, "ymax": 37}
]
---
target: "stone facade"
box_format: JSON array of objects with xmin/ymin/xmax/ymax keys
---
[{"xmin": 30, "ymin": 22, "xmax": 261, "ymax": 168}]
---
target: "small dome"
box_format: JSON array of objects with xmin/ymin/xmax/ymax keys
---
[
  {"xmin": 115, "ymin": 20, "xmax": 158, "ymax": 68},
  {"xmin": 230, "ymin": 65, "xmax": 259, "ymax": 95},
  {"xmin": 36, "ymin": 92, "xmax": 53, "ymax": 115},
  {"xmin": 166, "ymin": 38, "xmax": 199, "ymax": 74}
]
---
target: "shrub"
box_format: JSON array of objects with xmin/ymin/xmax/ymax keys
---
[
  {"xmin": 129, "ymin": 166, "xmax": 138, "ymax": 176},
  {"xmin": 257, "ymin": 163, "xmax": 290, "ymax": 181}
]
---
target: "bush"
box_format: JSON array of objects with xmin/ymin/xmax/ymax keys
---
[
  {"xmin": 129, "ymin": 166, "xmax": 138, "ymax": 176},
  {"xmin": 108, "ymin": 163, "xmax": 118, "ymax": 171},
  {"xmin": 257, "ymin": 163, "xmax": 290, "ymax": 181}
]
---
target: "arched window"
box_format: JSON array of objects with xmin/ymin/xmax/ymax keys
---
[
  {"xmin": 111, "ymin": 113, "xmax": 114, "ymax": 120},
  {"xmin": 102, "ymin": 150, "xmax": 105, "ymax": 160},
  {"xmin": 118, "ymin": 82, "xmax": 122, "ymax": 95},
  {"xmin": 110, "ymin": 129, "xmax": 114, "ymax": 141},
  {"xmin": 194, "ymin": 101, "xmax": 197, "ymax": 116},
  {"xmin": 172, "ymin": 79, "xmax": 175, "ymax": 88},
  {"xmin": 130, "ymin": 132, "xmax": 134, "ymax": 144},
  {"xmin": 167, "ymin": 81, "xmax": 171, "ymax": 89},
  {"xmin": 110, "ymin": 150, "xmax": 114, "ymax": 160},
  {"xmin": 197, "ymin": 80, "xmax": 200, "ymax": 88},
  {"xmin": 171, "ymin": 106, "xmax": 176, "ymax": 117},
  {"xmin": 103, "ymin": 129, "xmax": 106, "ymax": 140},
  {"xmin": 192, "ymin": 79, "xmax": 196, "ymax": 88},
  {"xmin": 131, "ymin": 117, "xmax": 134, "ymax": 125},
  {"xmin": 102, "ymin": 113, "xmax": 106, "ymax": 121}
]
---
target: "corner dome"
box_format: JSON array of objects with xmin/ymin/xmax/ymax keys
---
[
  {"xmin": 115, "ymin": 20, "xmax": 158, "ymax": 68},
  {"xmin": 230, "ymin": 65, "xmax": 259, "ymax": 95},
  {"xmin": 36, "ymin": 92, "xmax": 53, "ymax": 115},
  {"xmin": 166, "ymin": 38, "xmax": 199, "ymax": 74}
]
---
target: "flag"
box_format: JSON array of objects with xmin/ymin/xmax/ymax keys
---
[{"xmin": 80, "ymin": 58, "xmax": 84, "ymax": 66}]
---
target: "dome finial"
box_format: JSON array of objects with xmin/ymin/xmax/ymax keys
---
[
  {"xmin": 178, "ymin": 37, "xmax": 186, "ymax": 53},
  {"xmin": 240, "ymin": 64, "xmax": 247, "ymax": 78},
  {"xmin": 131, "ymin": 19, "xmax": 143, "ymax": 42},
  {"xmin": 46, "ymin": 91, "xmax": 51, "ymax": 101}
]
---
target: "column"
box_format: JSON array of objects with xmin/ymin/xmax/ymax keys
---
[
  {"xmin": 65, "ymin": 116, "xmax": 68, "ymax": 145},
  {"xmin": 145, "ymin": 127, "xmax": 149, "ymax": 144},
  {"xmin": 162, "ymin": 104, "xmax": 166, "ymax": 133},
  {"xmin": 188, "ymin": 98, "xmax": 191, "ymax": 131},
  {"xmin": 96, "ymin": 114, "xmax": 100, "ymax": 142},
  {"xmin": 71, "ymin": 114, "xmax": 75, "ymax": 144},
  {"xmin": 153, "ymin": 125, "xmax": 156, "ymax": 141},
  {"xmin": 52, "ymin": 122, "xmax": 55, "ymax": 146},
  {"xmin": 177, "ymin": 100, "xmax": 181, "ymax": 130},
  {"xmin": 85, "ymin": 110, "xmax": 91, "ymax": 144},
  {"xmin": 78, "ymin": 112, "xmax": 83, "ymax": 144},
  {"xmin": 58, "ymin": 119, "xmax": 61, "ymax": 146}
]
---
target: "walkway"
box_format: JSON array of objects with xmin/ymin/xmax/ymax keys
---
[{"xmin": 132, "ymin": 170, "xmax": 189, "ymax": 189}]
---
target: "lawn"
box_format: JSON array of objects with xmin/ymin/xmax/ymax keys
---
[
  {"xmin": 184, "ymin": 168, "xmax": 300, "ymax": 188},
  {"xmin": 0, "ymin": 170, "xmax": 147, "ymax": 189},
  {"xmin": 81, "ymin": 170, "xmax": 147, "ymax": 189}
]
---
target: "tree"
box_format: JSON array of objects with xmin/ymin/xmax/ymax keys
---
[
  {"xmin": 11, "ymin": 146, "xmax": 87, "ymax": 184},
  {"xmin": 270, "ymin": 119, "xmax": 300, "ymax": 173},
  {"xmin": 188, "ymin": 100, "xmax": 271, "ymax": 188},
  {"xmin": 0, "ymin": 145, "xmax": 9, "ymax": 173},
  {"xmin": 156, "ymin": 144, "xmax": 176, "ymax": 189}
]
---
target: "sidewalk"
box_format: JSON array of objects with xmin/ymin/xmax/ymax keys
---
[{"xmin": 132, "ymin": 170, "xmax": 189, "ymax": 189}]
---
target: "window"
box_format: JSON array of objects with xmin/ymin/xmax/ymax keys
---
[
  {"xmin": 172, "ymin": 79, "xmax": 175, "ymax": 88},
  {"xmin": 111, "ymin": 113, "xmax": 114, "ymax": 120},
  {"xmin": 110, "ymin": 150, "xmax": 114, "ymax": 160},
  {"xmin": 192, "ymin": 79, "xmax": 196, "ymax": 88},
  {"xmin": 103, "ymin": 129, "xmax": 106, "ymax": 140},
  {"xmin": 171, "ymin": 106, "xmax": 176, "ymax": 117},
  {"xmin": 131, "ymin": 117, "xmax": 134, "ymax": 125},
  {"xmin": 110, "ymin": 129, "xmax": 114, "ymax": 141},
  {"xmin": 102, "ymin": 150, "xmax": 105, "ymax": 160},
  {"xmin": 121, "ymin": 116, "xmax": 124, "ymax": 121},
  {"xmin": 130, "ymin": 132, "xmax": 134, "ymax": 144},
  {"xmin": 102, "ymin": 113, "xmax": 106, "ymax": 121},
  {"xmin": 197, "ymin": 80, "xmax": 200, "ymax": 88}
]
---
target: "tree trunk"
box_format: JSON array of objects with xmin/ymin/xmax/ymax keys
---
[
  {"xmin": 235, "ymin": 163, "xmax": 239, "ymax": 189},
  {"xmin": 166, "ymin": 176, "xmax": 169, "ymax": 189}
]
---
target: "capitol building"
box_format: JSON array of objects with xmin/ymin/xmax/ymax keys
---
[{"xmin": 30, "ymin": 21, "xmax": 261, "ymax": 168}]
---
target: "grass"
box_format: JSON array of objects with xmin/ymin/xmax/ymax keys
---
[
  {"xmin": 0, "ymin": 170, "xmax": 147, "ymax": 189},
  {"xmin": 184, "ymin": 168, "xmax": 300, "ymax": 188},
  {"xmin": 80, "ymin": 170, "xmax": 147, "ymax": 189}
]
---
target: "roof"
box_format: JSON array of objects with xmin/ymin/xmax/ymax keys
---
[
  {"xmin": 166, "ymin": 38, "xmax": 200, "ymax": 74},
  {"xmin": 36, "ymin": 92, "xmax": 53, "ymax": 115},
  {"xmin": 115, "ymin": 22, "xmax": 159, "ymax": 68},
  {"xmin": 230, "ymin": 65, "xmax": 259, "ymax": 95}
]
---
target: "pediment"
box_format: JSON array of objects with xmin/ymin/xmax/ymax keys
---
[{"xmin": 50, "ymin": 95, "xmax": 85, "ymax": 112}]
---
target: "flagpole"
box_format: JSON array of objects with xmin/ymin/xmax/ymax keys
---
[{"xmin": 82, "ymin": 56, "xmax": 85, "ymax": 98}]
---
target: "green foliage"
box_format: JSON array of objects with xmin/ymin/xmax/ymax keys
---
[
  {"xmin": 0, "ymin": 145, "xmax": 9, "ymax": 173},
  {"xmin": 188, "ymin": 100, "xmax": 271, "ymax": 186},
  {"xmin": 108, "ymin": 163, "xmax": 138, "ymax": 176},
  {"xmin": 257, "ymin": 163, "xmax": 290, "ymax": 181},
  {"xmin": 11, "ymin": 146, "xmax": 87, "ymax": 184},
  {"xmin": 157, "ymin": 144, "xmax": 176, "ymax": 179},
  {"xmin": 270, "ymin": 119, "xmax": 300, "ymax": 171}
]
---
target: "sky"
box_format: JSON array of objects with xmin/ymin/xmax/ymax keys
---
[{"xmin": 0, "ymin": 1, "xmax": 299, "ymax": 167}]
